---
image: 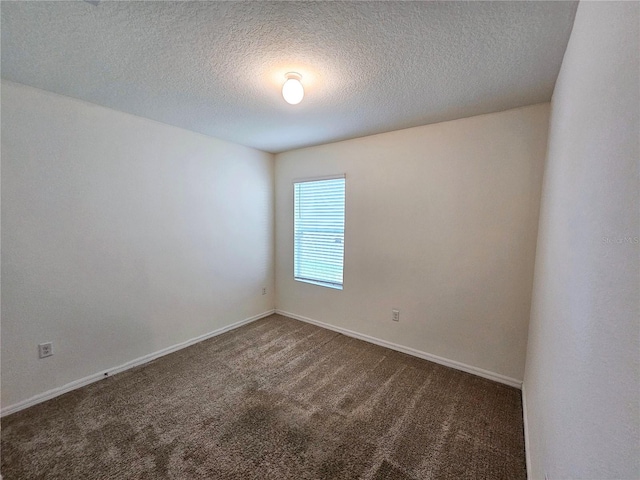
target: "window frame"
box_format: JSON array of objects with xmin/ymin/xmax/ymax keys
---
[{"xmin": 293, "ymin": 174, "xmax": 346, "ymax": 290}]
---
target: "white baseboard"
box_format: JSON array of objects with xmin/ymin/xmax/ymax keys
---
[
  {"xmin": 275, "ymin": 309, "xmax": 522, "ymax": 389},
  {"xmin": 1, "ymin": 309, "xmax": 275, "ymax": 417},
  {"xmin": 522, "ymin": 382, "xmax": 532, "ymax": 479}
]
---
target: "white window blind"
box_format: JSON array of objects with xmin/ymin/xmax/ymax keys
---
[{"xmin": 294, "ymin": 176, "xmax": 345, "ymax": 290}]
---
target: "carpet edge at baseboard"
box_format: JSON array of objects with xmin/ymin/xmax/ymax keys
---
[
  {"xmin": 0, "ymin": 309, "xmax": 276, "ymax": 417},
  {"xmin": 521, "ymin": 382, "xmax": 532, "ymax": 479},
  {"xmin": 275, "ymin": 309, "xmax": 523, "ymax": 389}
]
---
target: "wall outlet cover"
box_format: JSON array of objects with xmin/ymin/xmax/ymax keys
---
[{"xmin": 38, "ymin": 342, "xmax": 53, "ymax": 358}]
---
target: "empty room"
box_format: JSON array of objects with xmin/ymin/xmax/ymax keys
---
[{"xmin": 1, "ymin": 1, "xmax": 638, "ymax": 479}]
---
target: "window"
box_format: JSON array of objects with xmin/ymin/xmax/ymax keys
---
[{"xmin": 294, "ymin": 176, "xmax": 346, "ymax": 290}]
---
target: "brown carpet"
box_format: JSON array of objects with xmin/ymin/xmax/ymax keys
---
[{"xmin": 1, "ymin": 314, "xmax": 526, "ymax": 479}]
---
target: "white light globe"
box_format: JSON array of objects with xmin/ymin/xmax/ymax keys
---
[{"xmin": 282, "ymin": 74, "xmax": 304, "ymax": 105}]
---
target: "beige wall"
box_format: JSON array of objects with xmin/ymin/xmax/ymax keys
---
[
  {"xmin": 1, "ymin": 82, "xmax": 275, "ymax": 408},
  {"xmin": 275, "ymin": 104, "xmax": 549, "ymax": 382},
  {"xmin": 523, "ymin": 2, "xmax": 640, "ymax": 479}
]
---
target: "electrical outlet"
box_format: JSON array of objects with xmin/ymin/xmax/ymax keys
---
[
  {"xmin": 262, "ymin": 287, "xmax": 267, "ymax": 295},
  {"xmin": 392, "ymin": 309, "xmax": 400, "ymax": 322},
  {"xmin": 38, "ymin": 342, "xmax": 53, "ymax": 358}
]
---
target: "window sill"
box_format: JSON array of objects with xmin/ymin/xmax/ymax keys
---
[{"xmin": 294, "ymin": 278, "xmax": 343, "ymax": 290}]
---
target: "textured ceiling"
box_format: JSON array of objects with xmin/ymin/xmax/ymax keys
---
[{"xmin": 1, "ymin": 1, "xmax": 577, "ymax": 153}]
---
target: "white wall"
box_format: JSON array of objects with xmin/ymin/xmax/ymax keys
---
[
  {"xmin": 275, "ymin": 104, "xmax": 549, "ymax": 382},
  {"xmin": 1, "ymin": 81, "xmax": 275, "ymax": 408},
  {"xmin": 523, "ymin": 3, "xmax": 639, "ymax": 479}
]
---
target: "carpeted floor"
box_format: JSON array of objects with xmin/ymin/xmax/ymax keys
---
[{"xmin": 1, "ymin": 314, "xmax": 526, "ymax": 479}]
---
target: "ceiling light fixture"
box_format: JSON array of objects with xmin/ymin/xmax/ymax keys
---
[{"xmin": 282, "ymin": 72, "xmax": 304, "ymax": 105}]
